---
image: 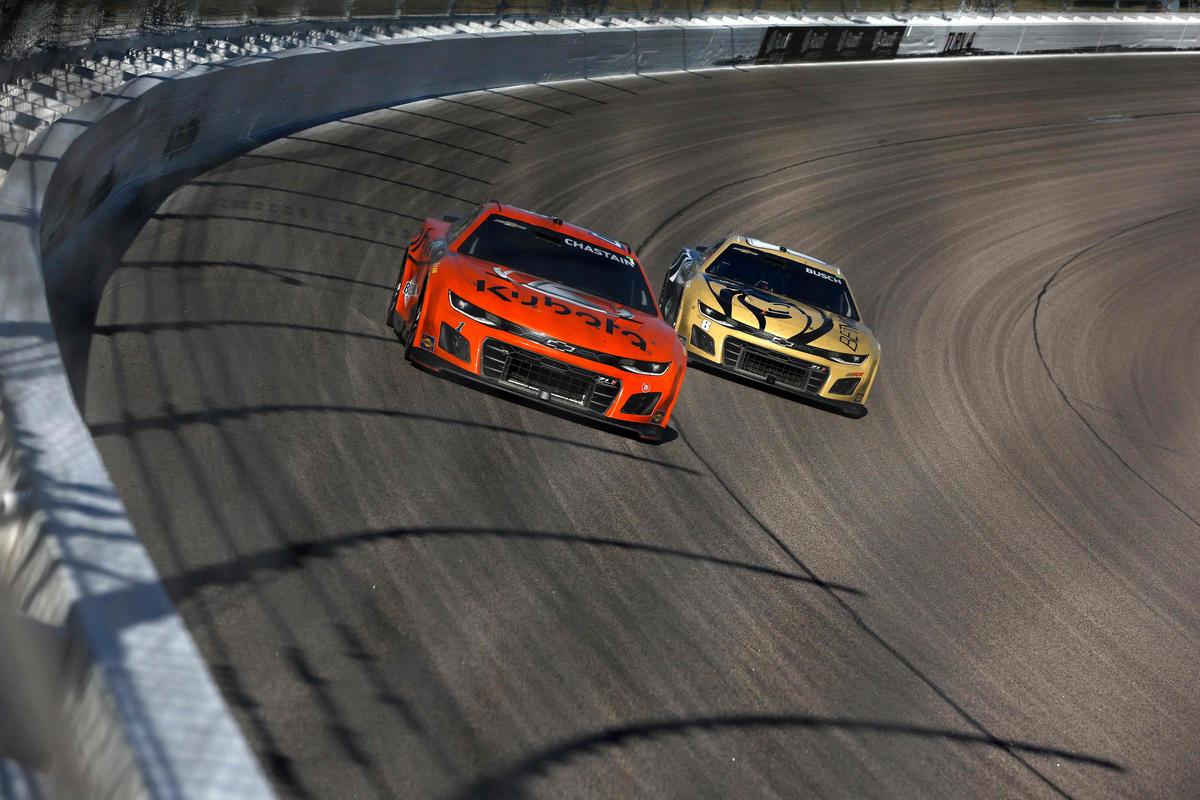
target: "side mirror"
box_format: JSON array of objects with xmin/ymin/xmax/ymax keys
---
[
  {"xmin": 442, "ymin": 214, "xmax": 461, "ymax": 223},
  {"xmin": 695, "ymin": 245, "xmax": 708, "ymax": 253}
]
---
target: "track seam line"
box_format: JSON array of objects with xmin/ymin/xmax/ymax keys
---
[{"xmin": 1032, "ymin": 201, "xmax": 1200, "ymax": 532}]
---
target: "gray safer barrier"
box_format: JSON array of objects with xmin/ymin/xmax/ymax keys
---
[
  {"xmin": 899, "ymin": 15, "xmax": 1200, "ymax": 56},
  {"xmin": 2, "ymin": 14, "xmax": 1199, "ymax": 798}
]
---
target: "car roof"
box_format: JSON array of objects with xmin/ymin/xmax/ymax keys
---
[
  {"xmin": 725, "ymin": 235, "xmax": 845, "ymax": 279},
  {"xmin": 487, "ymin": 201, "xmax": 637, "ymax": 260}
]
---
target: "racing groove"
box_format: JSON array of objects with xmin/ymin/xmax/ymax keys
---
[{"xmin": 82, "ymin": 56, "xmax": 1200, "ymax": 798}]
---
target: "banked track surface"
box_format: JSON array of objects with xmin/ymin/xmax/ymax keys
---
[{"xmin": 80, "ymin": 56, "xmax": 1200, "ymax": 799}]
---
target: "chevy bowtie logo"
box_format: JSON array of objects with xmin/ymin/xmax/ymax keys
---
[{"xmin": 545, "ymin": 339, "xmax": 575, "ymax": 353}]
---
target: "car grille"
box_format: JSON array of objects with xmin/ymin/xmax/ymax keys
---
[
  {"xmin": 723, "ymin": 339, "xmax": 826, "ymax": 394},
  {"xmin": 480, "ymin": 339, "xmax": 620, "ymax": 414}
]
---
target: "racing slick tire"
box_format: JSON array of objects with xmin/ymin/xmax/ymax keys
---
[
  {"xmin": 840, "ymin": 403, "xmax": 868, "ymax": 419},
  {"xmin": 386, "ymin": 248, "xmax": 410, "ymax": 332},
  {"xmin": 659, "ymin": 275, "xmax": 682, "ymax": 326},
  {"xmin": 402, "ymin": 279, "xmax": 429, "ymax": 362},
  {"xmin": 638, "ymin": 427, "xmax": 668, "ymax": 444}
]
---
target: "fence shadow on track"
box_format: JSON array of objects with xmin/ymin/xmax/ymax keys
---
[
  {"xmin": 87, "ymin": 403, "xmax": 700, "ymax": 474},
  {"xmin": 484, "ymin": 88, "xmax": 576, "ymax": 117},
  {"xmin": 151, "ymin": 212, "xmax": 411, "ymax": 251},
  {"xmin": 122, "ymin": 257, "xmax": 394, "ymax": 290},
  {"xmin": 334, "ymin": 120, "xmax": 514, "ymax": 164},
  {"xmin": 457, "ymin": 713, "xmax": 1125, "ymax": 799},
  {"xmin": 282, "ymin": 135, "xmax": 498, "ymax": 185},
  {"xmin": 154, "ymin": 526, "xmax": 867, "ymax": 599},
  {"xmin": 529, "ymin": 82, "xmax": 611, "ymax": 106},
  {"xmin": 94, "ymin": 256, "xmax": 418, "ymax": 799},
  {"xmin": 92, "ymin": 319, "xmax": 399, "ymax": 344},
  {"xmin": 388, "ymin": 108, "xmax": 529, "ymax": 146},
  {"xmin": 436, "ymin": 97, "xmax": 554, "ymax": 131},
  {"xmin": 188, "ymin": 180, "xmax": 427, "ymax": 227},
  {"xmin": 235, "ymin": 153, "xmax": 484, "ymax": 205}
]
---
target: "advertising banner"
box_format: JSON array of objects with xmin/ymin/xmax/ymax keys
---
[{"xmin": 756, "ymin": 26, "xmax": 907, "ymax": 63}]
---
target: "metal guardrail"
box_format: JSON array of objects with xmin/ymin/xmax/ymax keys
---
[{"xmin": 1, "ymin": 0, "xmax": 1198, "ymax": 60}]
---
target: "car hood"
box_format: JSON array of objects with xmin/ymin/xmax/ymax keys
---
[
  {"xmin": 442, "ymin": 254, "xmax": 678, "ymax": 361},
  {"xmin": 697, "ymin": 275, "xmax": 879, "ymax": 356}
]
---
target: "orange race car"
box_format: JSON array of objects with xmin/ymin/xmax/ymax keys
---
[{"xmin": 387, "ymin": 202, "xmax": 686, "ymax": 441}]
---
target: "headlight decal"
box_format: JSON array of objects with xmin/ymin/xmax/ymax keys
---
[
  {"xmin": 827, "ymin": 351, "xmax": 868, "ymax": 365},
  {"xmin": 449, "ymin": 290, "xmax": 505, "ymax": 327},
  {"xmin": 698, "ymin": 301, "xmax": 733, "ymax": 326},
  {"xmin": 616, "ymin": 358, "xmax": 671, "ymax": 375}
]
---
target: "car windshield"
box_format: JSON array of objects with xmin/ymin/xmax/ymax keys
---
[
  {"xmin": 706, "ymin": 244, "xmax": 858, "ymax": 319},
  {"xmin": 457, "ymin": 215, "xmax": 656, "ymax": 314}
]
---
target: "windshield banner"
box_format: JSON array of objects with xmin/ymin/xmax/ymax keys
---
[{"xmin": 756, "ymin": 26, "xmax": 906, "ymax": 63}]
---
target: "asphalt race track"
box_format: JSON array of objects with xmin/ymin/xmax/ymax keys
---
[{"xmin": 80, "ymin": 55, "xmax": 1200, "ymax": 798}]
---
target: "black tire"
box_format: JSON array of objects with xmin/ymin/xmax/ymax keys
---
[
  {"xmin": 638, "ymin": 426, "xmax": 666, "ymax": 444},
  {"xmin": 659, "ymin": 279, "xmax": 681, "ymax": 326},
  {"xmin": 841, "ymin": 403, "xmax": 868, "ymax": 419},
  {"xmin": 661, "ymin": 295, "xmax": 679, "ymax": 327},
  {"xmin": 386, "ymin": 248, "xmax": 410, "ymax": 331},
  {"xmin": 386, "ymin": 286, "xmax": 401, "ymax": 331},
  {"xmin": 660, "ymin": 251, "xmax": 693, "ymax": 326},
  {"xmin": 402, "ymin": 279, "xmax": 428, "ymax": 360}
]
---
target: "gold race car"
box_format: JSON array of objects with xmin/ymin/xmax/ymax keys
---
[{"xmin": 658, "ymin": 235, "xmax": 880, "ymax": 417}]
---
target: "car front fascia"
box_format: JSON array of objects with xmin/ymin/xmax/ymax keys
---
[
  {"xmin": 446, "ymin": 288, "xmax": 675, "ymax": 377},
  {"xmin": 681, "ymin": 299, "xmax": 876, "ymax": 408},
  {"xmin": 415, "ymin": 283, "xmax": 684, "ymax": 430}
]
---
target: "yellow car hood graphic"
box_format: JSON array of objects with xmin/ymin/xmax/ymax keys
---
[{"xmin": 697, "ymin": 276, "xmax": 871, "ymax": 354}]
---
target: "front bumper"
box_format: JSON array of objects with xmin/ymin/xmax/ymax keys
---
[
  {"xmin": 409, "ymin": 303, "xmax": 678, "ymax": 439},
  {"xmin": 409, "ymin": 346, "xmax": 672, "ymax": 440},
  {"xmin": 682, "ymin": 321, "xmax": 872, "ymax": 413}
]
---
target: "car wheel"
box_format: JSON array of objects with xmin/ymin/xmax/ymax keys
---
[
  {"xmin": 386, "ymin": 286, "xmax": 401, "ymax": 331},
  {"xmin": 659, "ymin": 278, "xmax": 681, "ymax": 326},
  {"xmin": 842, "ymin": 403, "xmax": 868, "ymax": 419},
  {"xmin": 402, "ymin": 280, "xmax": 428, "ymax": 360},
  {"xmin": 661, "ymin": 295, "xmax": 679, "ymax": 327},
  {"xmin": 386, "ymin": 248, "xmax": 410, "ymax": 331},
  {"xmin": 638, "ymin": 426, "xmax": 666, "ymax": 444}
]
